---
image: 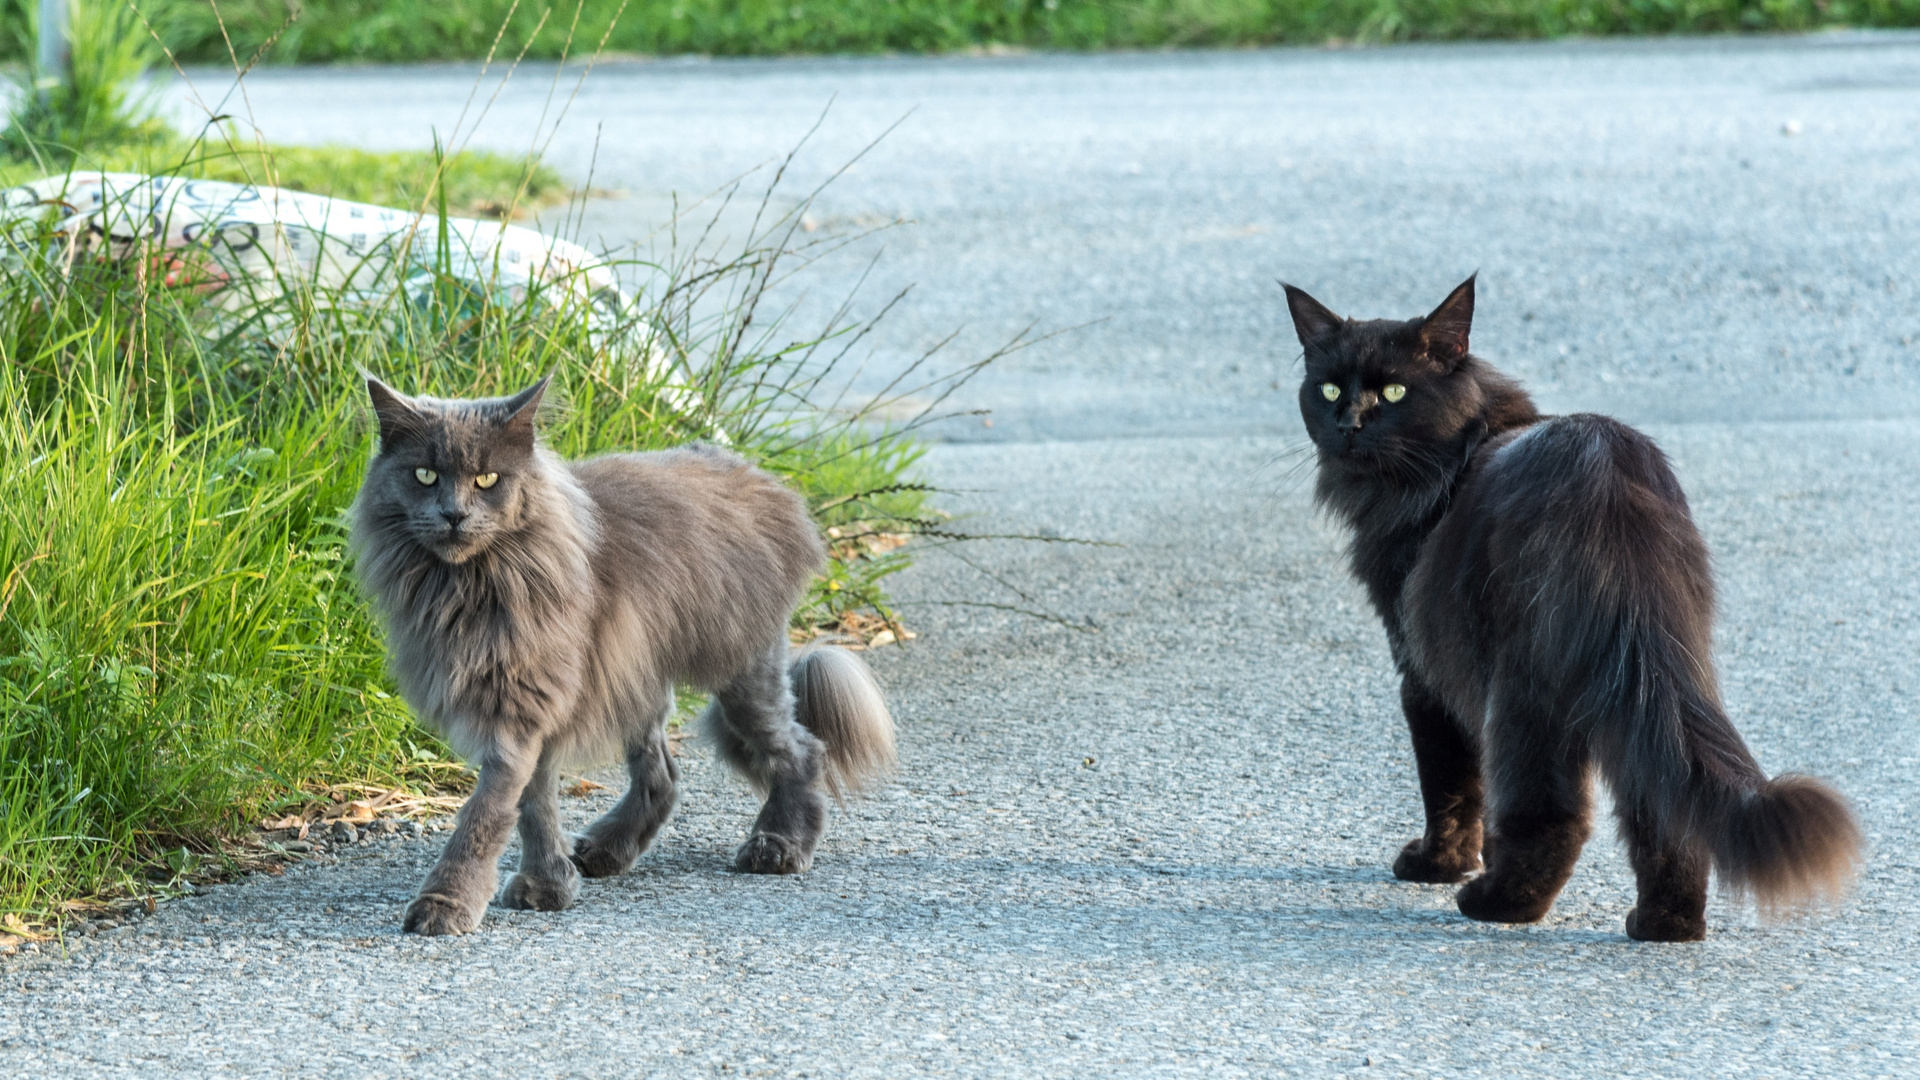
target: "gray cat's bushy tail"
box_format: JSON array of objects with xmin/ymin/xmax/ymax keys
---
[{"xmin": 789, "ymin": 646, "xmax": 896, "ymax": 800}]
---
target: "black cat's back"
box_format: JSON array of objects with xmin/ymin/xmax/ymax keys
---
[
  {"xmin": 1406, "ymin": 410, "xmax": 1857, "ymax": 926},
  {"xmin": 1404, "ymin": 412, "xmax": 1714, "ymax": 735}
]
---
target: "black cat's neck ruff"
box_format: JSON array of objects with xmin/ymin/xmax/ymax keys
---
[{"xmin": 1305, "ymin": 348, "xmax": 1539, "ymax": 626}]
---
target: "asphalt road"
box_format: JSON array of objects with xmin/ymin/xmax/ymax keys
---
[{"xmin": 7, "ymin": 35, "xmax": 1920, "ymax": 1079}]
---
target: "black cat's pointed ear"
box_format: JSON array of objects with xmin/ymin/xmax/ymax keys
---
[
  {"xmin": 1419, "ymin": 274, "xmax": 1476, "ymax": 367},
  {"xmin": 499, "ymin": 374, "xmax": 551, "ymax": 450},
  {"xmin": 366, "ymin": 375, "xmax": 424, "ymax": 447},
  {"xmin": 1282, "ymin": 283, "xmax": 1344, "ymax": 349}
]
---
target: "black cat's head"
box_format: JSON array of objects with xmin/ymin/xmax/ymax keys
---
[
  {"xmin": 1284, "ymin": 275, "xmax": 1497, "ymax": 486},
  {"xmin": 360, "ymin": 375, "xmax": 551, "ymax": 564}
]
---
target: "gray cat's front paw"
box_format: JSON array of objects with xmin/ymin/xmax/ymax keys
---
[
  {"xmin": 500, "ymin": 863, "xmax": 580, "ymax": 911},
  {"xmin": 403, "ymin": 893, "xmax": 482, "ymax": 936},
  {"xmin": 570, "ymin": 834, "xmax": 635, "ymax": 878},
  {"xmin": 734, "ymin": 833, "xmax": 813, "ymax": 875}
]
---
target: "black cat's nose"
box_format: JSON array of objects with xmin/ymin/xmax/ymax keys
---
[
  {"xmin": 441, "ymin": 507, "xmax": 469, "ymax": 529},
  {"xmin": 1337, "ymin": 393, "xmax": 1376, "ymax": 435}
]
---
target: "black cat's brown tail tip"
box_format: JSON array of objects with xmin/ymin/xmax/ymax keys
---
[
  {"xmin": 1717, "ymin": 774, "xmax": 1864, "ymax": 921},
  {"xmin": 790, "ymin": 645, "xmax": 897, "ymax": 801}
]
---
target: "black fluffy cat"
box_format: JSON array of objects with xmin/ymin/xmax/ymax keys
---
[{"xmin": 1286, "ymin": 275, "xmax": 1861, "ymax": 941}]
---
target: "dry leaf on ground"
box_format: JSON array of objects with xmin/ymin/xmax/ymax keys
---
[
  {"xmin": 795, "ymin": 609, "xmax": 916, "ymax": 650},
  {"xmin": 3, "ymin": 914, "xmax": 52, "ymax": 942}
]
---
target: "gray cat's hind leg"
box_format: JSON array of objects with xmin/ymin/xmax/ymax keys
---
[
  {"xmin": 708, "ymin": 642, "xmax": 828, "ymax": 875},
  {"xmin": 572, "ymin": 697, "xmax": 679, "ymax": 878},
  {"xmin": 500, "ymin": 744, "xmax": 581, "ymax": 911}
]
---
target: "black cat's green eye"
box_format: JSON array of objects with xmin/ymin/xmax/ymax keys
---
[
  {"xmin": 1383, "ymin": 383, "xmax": 1407, "ymax": 403},
  {"xmin": 414, "ymin": 467, "xmax": 438, "ymax": 486},
  {"xmin": 1320, "ymin": 382, "xmax": 1341, "ymax": 402},
  {"xmin": 475, "ymin": 473, "xmax": 499, "ymax": 490}
]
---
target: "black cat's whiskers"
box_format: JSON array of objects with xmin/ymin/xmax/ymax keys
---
[
  {"xmin": 1379, "ymin": 439, "xmax": 1461, "ymax": 490},
  {"xmin": 1238, "ymin": 439, "xmax": 1318, "ymax": 496}
]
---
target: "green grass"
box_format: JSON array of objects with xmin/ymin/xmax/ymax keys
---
[
  {"xmin": 2, "ymin": 0, "xmax": 172, "ymax": 156},
  {"xmin": 85, "ymin": 0, "xmax": 1920, "ymax": 66},
  {"xmin": 0, "ymin": 157, "xmax": 942, "ymax": 922},
  {"xmin": 1, "ymin": 139, "xmax": 570, "ymax": 221},
  {"xmin": 2, "ymin": 0, "xmax": 566, "ymax": 219}
]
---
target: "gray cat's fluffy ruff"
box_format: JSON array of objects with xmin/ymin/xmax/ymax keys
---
[{"xmin": 350, "ymin": 375, "xmax": 896, "ymax": 936}]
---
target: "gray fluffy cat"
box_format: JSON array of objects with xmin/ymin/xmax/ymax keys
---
[{"xmin": 350, "ymin": 375, "xmax": 896, "ymax": 936}]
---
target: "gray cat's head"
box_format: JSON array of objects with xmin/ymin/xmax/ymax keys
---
[{"xmin": 359, "ymin": 375, "xmax": 552, "ymax": 565}]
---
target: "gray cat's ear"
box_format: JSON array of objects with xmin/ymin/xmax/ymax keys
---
[
  {"xmin": 1282, "ymin": 283, "xmax": 1343, "ymax": 348},
  {"xmin": 499, "ymin": 375, "xmax": 551, "ymax": 450},
  {"xmin": 1419, "ymin": 274, "xmax": 1476, "ymax": 366},
  {"xmin": 366, "ymin": 375, "xmax": 424, "ymax": 445}
]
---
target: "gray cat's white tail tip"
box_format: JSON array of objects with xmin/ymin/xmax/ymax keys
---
[{"xmin": 790, "ymin": 646, "xmax": 897, "ymax": 800}]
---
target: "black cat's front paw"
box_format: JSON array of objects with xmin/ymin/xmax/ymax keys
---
[
  {"xmin": 1455, "ymin": 873, "xmax": 1555, "ymax": 924},
  {"xmin": 500, "ymin": 863, "xmax": 580, "ymax": 912},
  {"xmin": 1624, "ymin": 906, "xmax": 1706, "ymax": 943},
  {"xmin": 734, "ymin": 833, "xmax": 813, "ymax": 875},
  {"xmin": 403, "ymin": 893, "xmax": 481, "ymax": 936},
  {"xmin": 1392, "ymin": 837, "xmax": 1481, "ymax": 884}
]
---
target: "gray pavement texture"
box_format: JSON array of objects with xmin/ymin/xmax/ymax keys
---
[{"xmin": 6, "ymin": 35, "xmax": 1920, "ymax": 1080}]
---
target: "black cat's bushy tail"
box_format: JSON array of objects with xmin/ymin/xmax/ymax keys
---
[
  {"xmin": 1705, "ymin": 770, "xmax": 1861, "ymax": 917},
  {"xmin": 1599, "ymin": 627, "xmax": 1862, "ymax": 918},
  {"xmin": 1502, "ymin": 416, "xmax": 1863, "ymax": 919},
  {"xmin": 789, "ymin": 646, "xmax": 896, "ymax": 800}
]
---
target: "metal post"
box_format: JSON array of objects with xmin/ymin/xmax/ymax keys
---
[{"xmin": 36, "ymin": 0, "xmax": 72, "ymax": 106}]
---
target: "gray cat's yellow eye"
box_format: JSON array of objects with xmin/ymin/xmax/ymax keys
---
[
  {"xmin": 1320, "ymin": 382, "xmax": 1341, "ymax": 402},
  {"xmin": 474, "ymin": 472, "xmax": 499, "ymax": 490},
  {"xmin": 414, "ymin": 467, "xmax": 438, "ymax": 486},
  {"xmin": 1383, "ymin": 383, "xmax": 1407, "ymax": 403}
]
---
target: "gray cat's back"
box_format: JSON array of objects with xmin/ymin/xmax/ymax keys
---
[
  {"xmin": 573, "ymin": 443, "xmax": 822, "ymax": 586},
  {"xmin": 572, "ymin": 444, "xmax": 823, "ymax": 686}
]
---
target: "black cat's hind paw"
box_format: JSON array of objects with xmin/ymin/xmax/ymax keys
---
[
  {"xmin": 1392, "ymin": 837, "xmax": 1481, "ymax": 884},
  {"xmin": 734, "ymin": 833, "xmax": 813, "ymax": 875},
  {"xmin": 1624, "ymin": 906, "xmax": 1707, "ymax": 943}
]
